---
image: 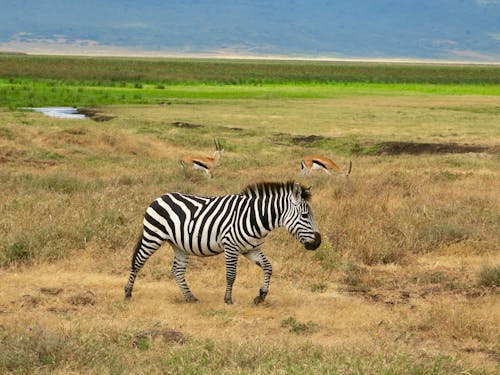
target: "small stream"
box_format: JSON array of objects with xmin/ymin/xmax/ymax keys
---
[{"xmin": 24, "ymin": 107, "xmax": 87, "ymax": 119}]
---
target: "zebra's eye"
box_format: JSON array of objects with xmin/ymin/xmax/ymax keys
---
[{"xmin": 301, "ymin": 213, "xmax": 309, "ymax": 219}]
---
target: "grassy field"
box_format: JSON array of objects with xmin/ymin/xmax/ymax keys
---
[
  {"xmin": 2, "ymin": 54, "xmax": 500, "ymax": 84},
  {"xmin": 1, "ymin": 54, "xmax": 500, "ymax": 108},
  {"xmin": 0, "ymin": 56, "xmax": 499, "ymax": 374}
]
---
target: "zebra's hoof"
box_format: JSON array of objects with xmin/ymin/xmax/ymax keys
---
[
  {"xmin": 253, "ymin": 296, "xmax": 265, "ymax": 305},
  {"xmin": 254, "ymin": 289, "xmax": 267, "ymax": 304},
  {"xmin": 224, "ymin": 298, "xmax": 233, "ymax": 305},
  {"xmin": 185, "ymin": 295, "xmax": 199, "ymax": 302}
]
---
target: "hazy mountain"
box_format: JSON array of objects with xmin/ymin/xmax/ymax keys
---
[{"xmin": 1, "ymin": 0, "xmax": 499, "ymax": 61}]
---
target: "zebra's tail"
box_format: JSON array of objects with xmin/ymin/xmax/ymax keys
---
[
  {"xmin": 124, "ymin": 234, "xmax": 144, "ymax": 299},
  {"xmin": 130, "ymin": 233, "xmax": 143, "ymax": 270}
]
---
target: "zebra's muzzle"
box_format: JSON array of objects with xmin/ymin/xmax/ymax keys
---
[{"xmin": 304, "ymin": 232, "xmax": 321, "ymax": 250}]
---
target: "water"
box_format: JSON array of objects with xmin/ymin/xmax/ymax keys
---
[{"xmin": 26, "ymin": 107, "xmax": 86, "ymax": 119}]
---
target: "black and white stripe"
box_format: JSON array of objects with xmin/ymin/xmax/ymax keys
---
[{"xmin": 125, "ymin": 181, "xmax": 321, "ymax": 304}]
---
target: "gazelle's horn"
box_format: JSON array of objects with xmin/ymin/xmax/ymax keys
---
[
  {"xmin": 345, "ymin": 160, "xmax": 352, "ymax": 176},
  {"xmin": 214, "ymin": 138, "xmax": 221, "ymax": 151}
]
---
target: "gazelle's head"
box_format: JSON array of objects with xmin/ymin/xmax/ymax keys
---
[
  {"xmin": 213, "ymin": 138, "xmax": 224, "ymax": 161},
  {"xmin": 283, "ymin": 183, "xmax": 321, "ymax": 251}
]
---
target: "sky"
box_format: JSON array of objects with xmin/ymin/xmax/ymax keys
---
[{"xmin": 0, "ymin": 0, "xmax": 499, "ymax": 62}]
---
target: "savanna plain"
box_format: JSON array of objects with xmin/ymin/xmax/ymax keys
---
[{"xmin": 0, "ymin": 55, "xmax": 499, "ymax": 374}]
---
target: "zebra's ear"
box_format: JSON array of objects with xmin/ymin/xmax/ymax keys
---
[
  {"xmin": 302, "ymin": 185, "xmax": 312, "ymax": 201},
  {"xmin": 292, "ymin": 182, "xmax": 302, "ymax": 202}
]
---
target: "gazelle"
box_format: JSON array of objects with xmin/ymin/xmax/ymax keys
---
[
  {"xmin": 180, "ymin": 139, "xmax": 224, "ymax": 178},
  {"xmin": 301, "ymin": 155, "xmax": 352, "ymax": 177}
]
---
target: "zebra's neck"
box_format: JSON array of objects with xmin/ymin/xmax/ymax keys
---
[
  {"xmin": 238, "ymin": 181, "xmax": 305, "ymax": 239},
  {"xmin": 246, "ymin": 194, "xmax": 286, "ymax": 236}
]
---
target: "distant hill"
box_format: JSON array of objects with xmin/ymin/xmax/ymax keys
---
[{"xmin": 1, "ymin": 0, "xmax": 499, "ymax": 62}]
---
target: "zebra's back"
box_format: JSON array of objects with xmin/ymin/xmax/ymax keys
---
[{"xmin": 146, "ymin": 192, "xmax": 243, "ymax": 256}]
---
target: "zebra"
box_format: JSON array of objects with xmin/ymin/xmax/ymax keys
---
[{"xmin": 124, "ymin": 181, "xmax": 321, "ymax": 305}]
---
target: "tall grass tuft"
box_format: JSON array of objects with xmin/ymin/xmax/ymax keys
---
[
  {"xmin": 1, "ymin": 233, "xmax": 37, "ymax": 266},
  {"xmin": 477, "ymin": 264, "xmax": 500, "ymax": 287},
  {"xmin": 12, "ymin": 172, "xmax": 102, "ymax": 194}
]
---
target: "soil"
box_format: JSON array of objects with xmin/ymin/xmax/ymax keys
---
[
  {"xmin": 291, "ymin": 135, "xmax": 325, "ymax": 143},
  {"xmin": 285, "ymin": 132, "xmax": 498, "ymax": 155},
  {"xmin": 170, "ymin": 121, "xmax": 204, "ymax": 128},
  {"xmin": 77, "ymin": 108, "xmax": 115, "ymax": 122},
  {"xmin": 373, "ymin": 141, "xmax": 494, "ymax": 155}
]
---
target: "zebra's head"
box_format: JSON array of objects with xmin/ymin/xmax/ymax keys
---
[{"xmin": 284, "ymin": 182, "xmax": 321, "ymax": 251}]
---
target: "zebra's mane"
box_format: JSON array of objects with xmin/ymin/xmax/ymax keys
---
[{"xmin": 240, "ymin": 181, "xmax": 311, "ymax": 202}]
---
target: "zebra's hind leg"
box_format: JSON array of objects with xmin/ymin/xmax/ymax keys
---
[
  {"xmin": 223, "ymin": 248, "xmax": 240, "ymax": 304},
  {"xmin": 124, "ymin": 232, "xmax": 163, "ymax": 299},
  {"xmin": 243, "ymin": 249, "xmax": 272, "ymax": 305},
  {"xmin": 172, "ymin": 247, "xmax": 198, "ymax": 302},
  {"xmin": 124, "ymin": 269, "xmax": 136, "ymax": 299}
]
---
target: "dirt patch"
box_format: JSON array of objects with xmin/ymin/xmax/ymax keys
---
[
  {"xmin": 77, "ymin": 108, "xmax": 115, "ymax": 122},
  {"xmin": 373, "ymin": 141, "xmax": 492, "ymax": 155},
  {"xmin": 170, "ymin": 121, "xmax": 204, "ymax": 129},
  {"xmin": 0, "ymin": 154, "xmax": 58, "ymax": 166},
  {"xmin": 340, "ymin": 264, "xmax": 499, "ymax": 307},
  {"xmin": 270, "ymin": 133, "xmax": 498, "ymax": 155},
  {"xmin": 40, "ymin": 287, "xmax": 63, "ymax": 296},
  {"xmin": 463, "ymin": 348, "xmax": 500, "ymax": 363},
  {"xmin": 291, "ymin": 135, "xmax": 325, "ymax": 144},
  {"xmin": 157, "ymin": 101, "xmax": 172, "ymax": 106},
  {"xmin": 270, "ymin": 132, "xmax": 326, "ymax": 146}
]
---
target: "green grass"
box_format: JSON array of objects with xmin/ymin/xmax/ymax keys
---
[
  {"xmin": 2, "ymin": 80, "xmax": 499, "ymax": 108},
  {"xmin": 1, "ymin": 54, "xmax": 499, "ymax": 107}
]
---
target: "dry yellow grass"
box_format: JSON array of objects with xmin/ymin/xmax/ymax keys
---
[{"xmin": 0, "ymin": 97, "xmax": 499, "ymax": 373}]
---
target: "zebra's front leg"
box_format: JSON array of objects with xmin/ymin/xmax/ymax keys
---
[
  {"xmin": 172, "ymin": 248, "xmax": 198, "ymax": 302},
  {"xmin": 223, "ymin": 248, "xmax": 239, "ymax": 304},
  {"xmin": 243, "ymin": 249, "xmax": 272, "ymax": 305}
]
